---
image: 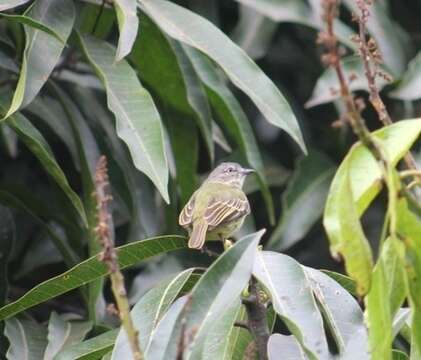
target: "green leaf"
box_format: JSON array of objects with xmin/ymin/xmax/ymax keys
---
[
  {"xmin": 113, "ymin": 0, "xmax": 139, "ymax": 61},
  {"xmin": 5, "ymin": 317, "xmax": 47, "ymax": 360},
  {"xmin": 306, "ymin": 56, "xmax": 392, "ymax": 108},
  {"xmin": 324, "ymin": 120, "xmax": 421, "ymax": 293},
  {"xmin": 327, "ymin": 119, "xmax": 421, "ymax": 217},
  {"xmin": 185, "ymin": 47, "xmax": 274, "ymax": 223},
  {"xmin": 145, "ymin": 295, "xmax": 189, "ymax": 360},
  {"xmin": 305, "ymin": 268, "xmax": 369, "ymax": 358},
  {"xmin": 2, "ymin": 0, "xmax": 75, "ymax": 119},
  {"xmin": 112, "ymin": 269, "xmax": 195, "ymax": 358},
  {"xmin": 71, "ymin": 87, "xmax": 152, "ymax": 241},
  {"xmin": 389, "ymin": 51, "xmax": 421, "ymax": 100},
  {"xmin": 77, "ymin": 34, "xmax": 169, "ymax": 203},
  {"xmin": 167, "ymin": 115, "xmax": 199, "ymax": 206},
  {"xmin": 235, "ymin": 0, "xmax": 355, "ymax": 49},
  {"xmin": 16, "ymin": 224, "xmax": 64, "ymax": 278},
  {"xmin": 0, "ymin": 0, "xmax": 31, "ymax": 11},
  {"xmin": 231, "ymin": 4, "xmax": 277, "ymax": 60},
  {"xmin": 0, "ymin": 206, "xmax": 14, "ymax": 306},
  {"xmin": 323, "ymin": 161, "xmax": 373, "ymax": 295},
  {"xmin": 268, "ymin": 334, "xmax": 305, "ymax": 360},
  {"xmin": 48, "ymin": 83, "xmax": 102, "ymax": 270},
  {"xmin": 0, "ymin": 48, "xmax": 19, "ymax": 73},
  {"xmin": 139, "ymin": 0, "xmax": 306, "ymax": 153},
  {"xmin": 184, "ymin": 232, "xmax": 261, "ymax": 359},
  {"xmin": 226, "ymin": 306, "xmax": 255, "ymax": 360},
  {"xmin": 130, "ymin": 15, "xmax": 214, "ymax": 162},
  {"xmin": 253, "ymin": 251, "xmax": 329, "ymax": 359},
  {"xmin": 365, "ymin": 252, "xmax": 393, "ymax": 360},
  {"xmin": 201, "ymin": 299, "xmax": 242, "ymax": 360},
  {"xmin": 396, "ymin": 199, "xmax": 421, "ymax": 359},
  {"xmin": 1, "ymin": 109, "xmax": 87, "ymax": 227},
  {"xmin": 382, "ymin": 238, "xmax": 407, "ymax": 317},
  {"xmin": 0, "ymin": 236, "xmax": 188, "ymax": 321},
  {"xmin": 393, "ymin": 350, "xmax": 409, "ymax": 360},
  {"xmin": 55, "ymin": 329, "xmax": 119, "ymax": 360},
  {"xmin": 392, "ymin": 308, "xmax": 411, "ymax": 339},
  {"xmin": 0, "ymin": 191, "xmax": 80, "ymax": 269},
  {"xmin": 0, "ymin": 13, "xmax": 65, "ymax": 43},
  {"xmin": 147, "ymin": 232, "xmax": 261, "ymax": 360},
  {"xmin": 321, "ymin": 270, "xmax": 357, "ymax": 296},
  {"xmin": 44, "ymin": 312, "xmax": 92, "ymax": 359},
  {"xmin": 69, "ymin": 86, "xmax": 155, "ymax": 241},
  {"xmin": 268, "ymin": 151, "xmax": 335, "ymax": 250},
  {"xmin": 78, "ymin": 3, "xmax": 116, "ymax": 39},
  {"xmin": 26, "ymin": 96, "xmax": 80, "ymax": 170}
]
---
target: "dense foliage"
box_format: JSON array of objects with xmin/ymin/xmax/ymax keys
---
[{"xmin": 0, "ymin": 0, "xmax": 420, "ymax": 359}]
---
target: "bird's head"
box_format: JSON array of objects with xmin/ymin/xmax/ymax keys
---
[{"xmin": 206, "ymin": 162, "xmax": 254, "ymax": 188}]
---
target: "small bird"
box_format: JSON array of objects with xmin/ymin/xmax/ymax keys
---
[{"xmin": 179, "ymin": 162, "xmax": 254, "ymax": 249}]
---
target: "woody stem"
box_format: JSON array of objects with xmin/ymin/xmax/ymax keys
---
[{"xmin": 244, "ymin": 277, "xmax": 270, "ymax": 360}]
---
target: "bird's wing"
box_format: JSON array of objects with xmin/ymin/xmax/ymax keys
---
[
  {"xmin": 204, "ymin": 196, "xmax": 250, "ymax": 229},
  {"xmin": 179, "ymin": 192, "xmax": 196, "ymax": 227}
]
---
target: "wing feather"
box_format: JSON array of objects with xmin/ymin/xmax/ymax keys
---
[
  {"xmin": 205, "ymin": 197, "xmax": 250, "ymax": 230},
  {"xmin": 179, "ymin": 193, "xmax": 196, "ymax": 227}
]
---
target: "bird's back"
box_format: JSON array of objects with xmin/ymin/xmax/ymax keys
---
[{"xmin": 193, "ymin": 181, "xmax": 246, "ymax": 220}]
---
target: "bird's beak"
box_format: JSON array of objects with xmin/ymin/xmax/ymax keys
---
[{"xmin": 241, "ymin": 168, "xmax": 255, "ymax": 175}]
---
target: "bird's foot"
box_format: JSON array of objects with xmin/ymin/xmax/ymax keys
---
[{"xmin": 223, "ymin": 239, "xmax": 234, "ymax": 251}]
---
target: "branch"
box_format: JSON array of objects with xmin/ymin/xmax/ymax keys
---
[
  {"xmin": 353, "ymin": 0, "xmax": 419, "ymax": 172},
  {"xmin": 318, "ymin": 0, "xmax": 386, "ymax": 166},
  {"xmin": 243, "ymin": 277, "xmax": 270, "ymax": 360},
  {"xmin": 318, "ymin": 0, "xmax": 400, "ymax": 236},
  {"xmin": 94, "ymin": 156, "xmax": 144, "ymax": 360}
]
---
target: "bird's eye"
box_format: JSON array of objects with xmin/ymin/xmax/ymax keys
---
[{"xmin": 226, "ymin": 167, "xmax": 234, "ymax": 173}]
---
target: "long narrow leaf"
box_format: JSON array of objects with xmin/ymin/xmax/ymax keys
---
[
  {"xmin": 77, "ymin": 34, "xmax": 169, "ymax": 202},
  {"xmin": 324, "ymin": 161, "xmax": 373, "ymax": 295},
  {"xmin": 305, "ymin": 268, "xmax": 369, "ymax": 358},
  {"xmin": 0, "ymin": 236, "xmax": 187, "ymax": 321},
  {"xmin": 5, "ymin": 317, "xmax": 47, "ymax": 360},
  {"xmin": 268, "ymin": 151, "xmax": 335, "ymax": 250},
  {"xmin": 0, "ymin": 0, "xmax": 31, "ymax": 12},
  {"xmin": 44, "ymin": 312, "xmax": 92, "ymax": 359},
  {"xmin": 55, "ymin": 329, "xmax": 119, "ymax": 360},
  {"xmin": 253, "ymin": 251, "xmax": 329, "ymax": 359},
  {"xmin": 130, "ymin": 15, "xmax": 214, "ymax": 163},
  {"xmin": 2, "ymin": 0, "xmax": 75, "ymax": 119},
  {"xmin": 185, "ymin": 47, "xmax": 274, "ymax": 223},
  {"xmin": 113, "ymin": 0, "xmax": 139, "ymax": 61},
  {"xmin": 1, "ymin": 108, "xmax": 87, "ymax": 226},
  {"xmin": 0, "ymin": 13, "xmax": 65, "ymax": 43},
  {"xmin": 396, "ymin": 199, "xmax": 421, "ymax": 359},
  {"xmin": 112, "ymin": 269, "xmax": 196, "ymax": 358},
  {"xmin": 139, "ymin": 0, "xmax": 306, "ymax": 152},
  {"xmin": 146, "ymin": 232, "xmax": 261, "ymax": 360}
]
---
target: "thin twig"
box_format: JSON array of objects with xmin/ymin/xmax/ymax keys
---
[
  {"xmin": 318, "ymin": 0, "xmax": 403, "ymax": 237},
  {"xmin": 318, "ymin": 0, "xmax": 387, "ymax": 167},
  {"xmin": 353, "ymin": 0, "xmax": 419, "ymax": 172},
  {"xmin": 94, "ymin": 156, "xmax": 143, "ymax": 360}
]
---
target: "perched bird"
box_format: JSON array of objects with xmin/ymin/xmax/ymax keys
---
[{"xmin": 179, "ymin": 162, "xmax": 254, "ymax": 249}]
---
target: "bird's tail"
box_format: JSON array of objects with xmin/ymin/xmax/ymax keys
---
[{"xmin": 188, "ymin": 221, "xmax": 208, "ymax": 249}]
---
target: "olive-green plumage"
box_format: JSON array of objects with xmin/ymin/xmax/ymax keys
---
[{"xmin": 179, "ymin": 162, "xmax": 253, "ymax": 249}]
